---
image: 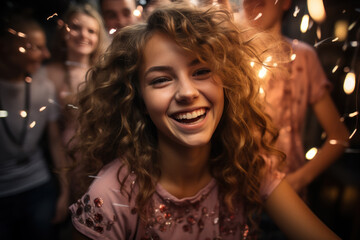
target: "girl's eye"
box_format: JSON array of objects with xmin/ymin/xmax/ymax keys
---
[
  {"xmin": 88, "ymin": 29, "xmax": 96, "ymax": 34},
  {"xmin": 193, "ymin": 68, "xmax": 211, "ymax": 78},
  {"xmin": 150, "ymin": 77, "xmax": 171, "ymax": 86}
]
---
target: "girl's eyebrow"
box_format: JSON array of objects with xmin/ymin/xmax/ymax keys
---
[
  {"xmin": 143, "ymin": 59, "xmax": 201, "ymax": 78},
  {"xmin": 143, "ymin": 66, "xmax": 172, "ymax": 78}
]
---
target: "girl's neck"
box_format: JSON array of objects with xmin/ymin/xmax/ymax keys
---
[
  {"xmin": 66, "ymin": 52, "xmax": 90, "ymax": 68},
  {"xmin": 267, "ymin": 21, "xmax": 283, "ymax": 38},
  {"xmin": 157, "ymin": 138, "xmax": 212, "ymax": 198}
]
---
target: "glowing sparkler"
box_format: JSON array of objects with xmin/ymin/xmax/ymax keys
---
[
  {"xmin": 343, "ymin": 71, "xmax": 356, "ymax": 95},
  {"xmin": 109, "ymin": 28, "xmax": 117, "ymax": 35},
  {"xmin": 20, "ymin": 111, "xmax": 27, "ymax": 118},
  {"xmin": 332, "ymin": 65, "xmax": 338, "ymax": 73},
  {"xmin": 254, "ymin": 13, "xmax": 262, "ymax": 21},
  {"xmin": 47, "ymin": 13, "xmax": 58, "ymax": 21},
  {"xmin": 258, "ymin": 66, "xmax": 267, "ymax": 79},
  {"xmin": 300, "ymin": 14, "xmax": 309, "ymax": 33},
  {"xmin": 0, "ymin": 110, "xmax": 8, "ymax": 118},
  {"xmin": 293, "ymin": 6, "xmax": 300, "ymax": 17},
  {"xmin": 29, "ymin": 121, "xmax": 36, "ymax": 128},
  {"xmin": 349, "ymin": 111, "xmax": 359, "ymax": 118},
  {"xmin": 18, "ymin": 47, "xmax": 26, "ymax": 53}
]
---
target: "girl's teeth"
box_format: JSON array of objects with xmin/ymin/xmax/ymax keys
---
[{"xmin": 176, "ymin": 109, "xmax": 205, "ymax": 120}]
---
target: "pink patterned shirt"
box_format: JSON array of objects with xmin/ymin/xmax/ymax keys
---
[{"xmin": 70, "ymin": 158, "xmax": 284, "ymax": 240}]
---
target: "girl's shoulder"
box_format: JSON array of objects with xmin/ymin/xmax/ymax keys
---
[{"xmin": 69, "ymin": 159, "xmax": 139, "ymax": 239}]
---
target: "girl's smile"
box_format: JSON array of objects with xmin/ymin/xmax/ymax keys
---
[
  {"xmin": 66, "ymin": 13, "xmax": 99, "ymax": 56},
  {"xmin": 140, "ymin": 32, "xmax": 224, "ymax": 148}
]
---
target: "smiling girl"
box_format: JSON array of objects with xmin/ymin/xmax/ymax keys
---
[
  {"xmin": 36, "ymin": 3, "xmax": 109, "ymax": 147},
  {"xmin": 69, "ymin": 4, "xmax": 340, "ymax": 240}
]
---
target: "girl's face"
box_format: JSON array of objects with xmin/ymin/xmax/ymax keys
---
[
  {"xmin": 65, "ymin": 13, "xmax": 99, "ymax": 57},
  {"xmin": 140, "ymin": 33, "xmax": 224, "ymax": 148}
]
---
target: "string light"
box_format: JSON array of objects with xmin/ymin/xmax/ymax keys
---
[
  {"xmin": 46, "ymin": 13, "xmax": 58, "ymax": 21},
  {"xmin": 109, "ymin": 28, "xmax": 117, "ymax": 35},
  {"xmin": 258, "ymin": 66, "xmax": 267, "ymax": 79},
  {"xmin": 254, "ymin": 13, "xmax": 262, "ymax": 21},
  {"xmin": 39, "ymin": 106, "xmax": 47, "ymax": 112},
  {"xmin": 0, "ymin": 110, "xmax": 8, "ymax": 118},
  {"xmin": 300, "ymin": 14, "xmax": 309, "ymax": 33},
  {"xmin": 293, "ymin": 6, "xmax": 300, "ymax": 17},
  {"xmin": 332, "ymin": 65, "xmax": 339, "ymax": 73},
  {"xmin": 29, "ymin": 121, "xmax": 36, "ymax": 128},
  {"xmin": 20, "ymin": 111, "xmax": 27, "ymax": 118},
  {"xmin": 343, "ymin": 71, "xmax": 356, "ymax": 95},
  {"xmin": 18, "ymin": 47, "xmax": 26, "ymax": 53}
]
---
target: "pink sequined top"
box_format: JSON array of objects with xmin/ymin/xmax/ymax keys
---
[
  {"xmin": 69, "ymin": 158, "xmax": 284, "ymax": 240},
  {"xmin": 263, "ymin": 39, "xmax": 331, "ymax": 174}
]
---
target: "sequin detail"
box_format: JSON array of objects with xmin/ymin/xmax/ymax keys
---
[
  {"xmin": 139, "ymin": 194, "xmax": 250, "ymax": 240},
  {"xmin": 72, "ymin": 194, "xmax": 116, "ymax": 234}
]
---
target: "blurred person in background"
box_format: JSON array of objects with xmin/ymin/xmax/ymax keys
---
[
  {"xmin": 0, "ymin": 14, "xmax": 69, "ymax": 239},
  {"xmin": 38, "ymin": 3, "xmax": 109, "ymax": 150},
  {"xmin": 99, "ymin": 0, "xmax": 141, "ymax": 34}
]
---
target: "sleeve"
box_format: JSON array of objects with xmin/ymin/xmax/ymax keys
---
[
  {"xmin": 305, "ymin": 45, "xmax": 332, "ymax": 104},
  {"xmin": 259, "ymin": 155, "xmax": 286, "ymax": 200},
  {"xmin": 69, "ymin": 160, "xmax": 138, "ymax": 240}
]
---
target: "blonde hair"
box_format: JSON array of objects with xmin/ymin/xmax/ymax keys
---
[
  {"xmin": 50, "ymin": 3, "xmax": 109, "ymax": 65},
  {"xmin": 71, "ymin": 3, "xmax": 283, "ymax": 228}
]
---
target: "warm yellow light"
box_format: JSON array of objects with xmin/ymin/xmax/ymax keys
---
[
  {"xmin": 109, "ymin": 28, "xmax": 117, "ymax": 35},
  {"xmin": 39, "ymin": 106, "xmax": 47, "ymax": 112},
  {"xmin": 259, "ymin": 87, "xmax": 264, "ymax": 95},
  {"xmin": 332, "ymin": 65, "xmax": 338, "ymax": 73},
  {"xmin": 300, "ymin": 14, "xmax": 309, "ymax": 33},
  {"xmin": 293, "ymin": 6, "xmax": 300, "ymax": 17},
  {"xmin": 133, "ymin": 9, "xmax": 141, "ymax": 17},
  {"xmin": 334, "ymin": 20, "xmax": 348, "ymax": 42},
  {"xmin": 18, "ymin": 47, "xmax": 26, "ymax": 53},
  {"xmin": 290, "ymin": 54, "xmax": 297, "ymax": 61},
  {"xmin": 316, "ymin": 26, "xmax": 321, "ymax": 39},
  {"xmin": 343, "ymin": 71, "xmax": 356, "ymax": 95},
  {"xmin": 17, "ymin": 32, "xmax": 26, "ymax": 38},
  {"xmin": 29, "ymin": 121, "xmax": 36, "ymax": 128},
  {"xmin": 349, "ymin": 111, "xmax": 358, "ymax": 118},
  {"xmin": 20, "ymin": 110, "xmax": 27, "ymax": 118},
  {"xmin": 305, "ymin": 147, "xmax": 318, "ymax": 160},
  {"xmin": 258, "ymin": 66, "xmax": 267, "ymax": 79},
  {"xmin": 0, "ymin": 110, "xmax": 8, "ymax": 118},
  {"xmin": 307, "ymin": 0, "xmax": 326, "ymax": 23},
  {"xmin": 250, "ymin": 61, "xmax": 255, "ymax": 67}
]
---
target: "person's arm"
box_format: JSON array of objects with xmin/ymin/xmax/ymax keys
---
[
  {"xmin": 48, "ymin": 120, "xmax": 70, "ymax": 224},
  {"xmin": 286, "ymin": 91, "xmax": 349, "ymax": 192},
  {"xmin": 265, "ymin": 179, "xmax": 340, "ymax": 240}
]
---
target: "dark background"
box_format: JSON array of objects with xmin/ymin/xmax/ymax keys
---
[{"xmin": 1, "ymin": 0, "xmax": 359, "ymax": 239}]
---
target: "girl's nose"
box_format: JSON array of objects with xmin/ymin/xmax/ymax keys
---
[{"xmin": 175, "ymin": 76, "xmax": 199, "ymax": 103}]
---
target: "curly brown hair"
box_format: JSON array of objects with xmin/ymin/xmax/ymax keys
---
[{"xmin": 71, "ymin": 3, "xmax": 283, "ymax": 228}]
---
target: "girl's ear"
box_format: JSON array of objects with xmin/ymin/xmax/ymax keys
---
[{"xmin": 282, "ymin": 0, "xmax": 292, "ymax": 11}]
